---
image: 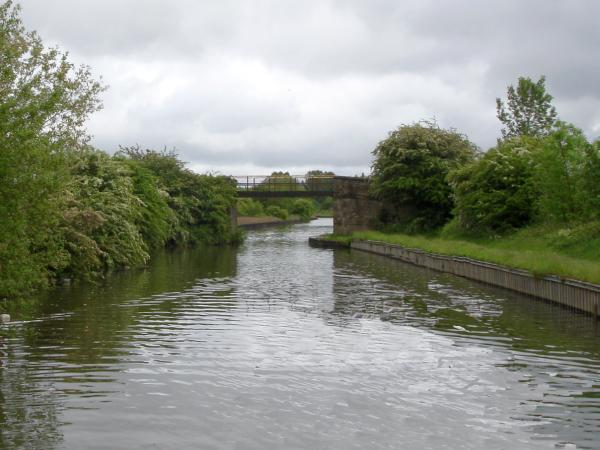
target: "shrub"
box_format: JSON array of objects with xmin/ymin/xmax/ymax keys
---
[
  {"xmin": 116, "ymin": 146, "xmax": 238, "ymax": 245},
  {"xmin": 237, "ymin": 198, "xmax": 265, "ymax": 216},
  {"xmin": 450, "ymin": 137, "xmax": 539, "ymax": 234},
  {"xmin": 291, "ymin": 199, "xmax": 316, "ymax": 220},
  {"xmin": 0, "ymin": 1, "xmax": 103, "ymax": 298},
  {"xmin": 533, "ymin": 123, "xmax": 592, "ymax": 223},
  {"xmin": 62, "ymin": 150, "xmax": 149, "ymax": 275},
  {"xmin": 581, "ymin": 140, "xmax": 600, "ymax": 217},
  {"xmin": 124, "ymin": 161, "xmax": 175, "ymax": 249},
  {"xmin": 265, "ymin": 205, "xmax": 289, "ymax": 220}
]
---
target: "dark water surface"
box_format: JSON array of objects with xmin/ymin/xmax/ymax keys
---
[{"xmin": 1, "ymin": 219, "xmax": 600, "ymax": 449}]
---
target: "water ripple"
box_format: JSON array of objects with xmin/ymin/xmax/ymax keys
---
[{"xmin": 1, "ymin": 219, "xmax": 600, "ymax": 449}]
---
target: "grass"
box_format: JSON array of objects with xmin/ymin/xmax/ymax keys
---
[
  {"xmin": 316, "ymin": 209, "xmax": 333, "ymax": 218},
  {"xmin": 326, "ymin": 222, "xmax": 600, "ymax": 285}
]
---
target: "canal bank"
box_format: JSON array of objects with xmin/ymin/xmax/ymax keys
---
[
  {"xmin": 237, "ymin": 215, "xmax": 304, "ymax": 229},
  {"xmin": 309, "ymin": 236, "xmax": 600, "ymax": 317}
]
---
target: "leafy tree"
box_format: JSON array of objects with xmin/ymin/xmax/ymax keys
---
[
  {"xmin": 450, "ymin": 137, "xmax": 540, "ymax": 234},
  {"xmin": 291, "ymin": 199, "xmax": 316, "ymax": 220},
  {"xmin": 532, "ymin": 123, "xmax": 590, "ymax": 223},
  {"xmin": 0, "ymin": 1, "xmax": 104, "ymax": 297},
  {"xmin": 370, "ymin": 120, "xmax": 478, "ymax": 231},
  {"xmin": 124, "ymin": 162, "xmax": 174, "ymax": 249},
  {"xmin": 581, "ymin": 139, "xmax": 600, "ymax": 216},
  {"xmin": 496, "ymin": 76, "xmax": 557, "ymax": 139},
  {"xmin": 62, "ymin": 150, "xmax": 149, "ymax": 275},
  {"xmin": 116, "ymin": 146, "xmax": 238, "ymax": 245}
]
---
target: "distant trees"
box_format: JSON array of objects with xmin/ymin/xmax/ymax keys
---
[{"xmin": 496, "ymin": 76, "xmax": 557, "ymax": 139}]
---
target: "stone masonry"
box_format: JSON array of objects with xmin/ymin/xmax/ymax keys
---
[{"xmin": 333, "ymin": 176, "xmax": 382, "ymax": 234}]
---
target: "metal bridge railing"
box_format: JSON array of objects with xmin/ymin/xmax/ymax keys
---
[{"xmin": 232, "ymin": 175, "xmax": 334, "ymax": 194}]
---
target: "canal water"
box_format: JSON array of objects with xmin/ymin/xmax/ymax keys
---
[{"xmin": 1, "ymin": 219, "xmax": 600, "ymax": 449}]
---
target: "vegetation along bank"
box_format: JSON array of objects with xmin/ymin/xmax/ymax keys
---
[
  {"xmin": 0, "ymin": 2, "xmax": 239, "ymax": 308},
  {"xmin": 329, "ymin": 75, "xmax": 600, "ymax": 298}
]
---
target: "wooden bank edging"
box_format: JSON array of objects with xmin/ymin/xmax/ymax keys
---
[{"xmin": 350, "ymin": 239, "xmax": 600, "ymax": 317}]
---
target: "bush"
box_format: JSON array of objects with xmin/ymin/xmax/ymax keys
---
[
  {"xmin": 581, "ymin": 140, "xmax": 600, "ymax": 217},
  {"xmin": 0, "ymin": 5, "xmax": 241, "ymax": 301},
  {"xmin": 123, "ymin": 161, "xmax": 175, "ymax": 249},
  {"xmin": 370, "ymin": 120, "xmax": 478, "ymax": 231},
  {"xmin": 0, "ymin": 1, "xmax": 103, "ymax": 298},
  {"xmin": 61, "ymin": 150, "xmax": 150, "ymax": 275},
  {"xmin": 291, "ymin": 199, "xmax": 316, "ymax": 220},
  {"xmin": 265, "ymin": 205, "xmax": 289, "ymax": 220},
  {"xmin": 450, "ymin": 137, "xmax": 539, "ymax": 234},
  {"xmin": 533, "ymin": 123, "xmax": 592, "ymax": 223},
  {"xmin": 116, "ymin": 147, "xmax": 238, "ymax": 245},
  {"xmin": 237, "ymin": 198, "xmax": 265, "ymax": 216}
]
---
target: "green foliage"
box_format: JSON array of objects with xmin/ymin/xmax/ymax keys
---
[
  {"xmin": 581, "ymin": 140, "xmax": 600, "ymax": 214},
  {"xmin": 496, "ymin": 76, "xmax": 557, "ymax": 139},
  {"xmin": 450, "ymin": 137, "xmax": 539, "ymax": 233},
  {"xmin": 60, "ymin": 150, "xmax": 150, "ymax": 276},
  {"xmin": 265, "ymin": 205, "xmax": 289, "ymax": 220},
  {"xmin": 237, "ymin": 198, "xmax": 265, "ymax": 216},
  {"xmin": 290, "ymin": 199, "xmax": 316, "ymax": 220},
  {"xmin": 450, "ymin": 123, "xmax": 599, "ymax": 235},
  {"xmin": 0, "ymin": 3, "xmax": 239, "ymax": 300},
  {"xmin": 116, "ymin": 146, "xmax": 238, "ymax": 245},
  {"xmin": 342, "ymin": 228, "xmax": 600, "ymax": 285},
  {"xmin": 0, "ymin": 1, "xmax": 104, "ymax": 298},
  {"xmin": 0, "ymin": 136, "xmax": 69, "ymax": 296},
  {"xmin": 124, "ymin": 161, "xmax": 174, "ymax": 249},
  {"xmin": 317, "ymin": 196, "xmax": 333, "ymax": 211},
  {"xmin": 370, "ymin": 120, "xmax": 478, "ymax": 231},
  {"xmin": 533, "ymin": 123, "xmax": 593, "ymax": 223}
]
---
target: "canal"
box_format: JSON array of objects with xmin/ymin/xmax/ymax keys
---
[{"xmin": 1, "ymin": 219, "xmax": 600, "ymax": 449}]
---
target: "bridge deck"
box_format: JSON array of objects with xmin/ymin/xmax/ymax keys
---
[
  {"xmin": 233, "ymin": 175, "xmax": 334, "ymax": 198},
  {"xmin": 237, "ymin": 190, "xmax": 332, "ymax": 198}
]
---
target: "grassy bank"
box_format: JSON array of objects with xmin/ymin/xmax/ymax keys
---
[{"xmin": 326, "ymin": 223, "xmax": 600, "ymax": 285}]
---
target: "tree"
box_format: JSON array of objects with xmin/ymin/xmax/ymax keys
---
[
  {"xmin": 533, "ymin": 123, "xmax": 590, "ymax": 223},
  {"xmin": 0, "ymin": 0, "xmax": 105, "ymax": 297},
  {"xmin": 450, "ymin": 137, "xmax": 540, "ymax": 234},
  {"xmin": 370, "ymin": 120, "xmax": 478, "ymax": 232},
  {"xmin": 496, "ymin": 76, "xmax": 557, "ymax": 139}
]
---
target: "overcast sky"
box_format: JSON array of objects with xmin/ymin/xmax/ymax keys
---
[{"xmin": 18, "ymin": 0, "xmax": 600, "ymax": 175}]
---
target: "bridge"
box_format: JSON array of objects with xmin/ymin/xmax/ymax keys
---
[
  {"xmin": 232, "ymin": 175, "xmax": 334, "ymax": 198},
  {"xmin": 231, "ymin": 175, "xmax": 381, "ymax": 235}
]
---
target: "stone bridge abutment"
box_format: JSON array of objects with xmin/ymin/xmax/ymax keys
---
[{"xmin": 333, "ymin": 176, "xmax": 382, "ymax": 235}]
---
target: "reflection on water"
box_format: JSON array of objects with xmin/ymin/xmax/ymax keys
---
[{"xmin": 1, "ymin": 219, "xmax": 600, "ymax": 449}]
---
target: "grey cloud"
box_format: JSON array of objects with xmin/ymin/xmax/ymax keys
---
[{"xmin": 18, "ymin": 0, "xmax": 600, "ymax": 174}]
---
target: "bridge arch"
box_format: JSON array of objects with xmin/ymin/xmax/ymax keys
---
[{"xmin": 232, "ymin": 175, "xmax": 381, "ymax": 233}]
